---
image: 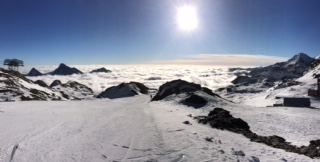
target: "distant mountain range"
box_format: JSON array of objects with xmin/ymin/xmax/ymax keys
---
[{"xmin": 26, "ymin": 63, "xmax": 112, "ymax": 76}]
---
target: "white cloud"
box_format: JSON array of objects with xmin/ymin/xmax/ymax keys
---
[{"xmin": 141, "ymin": 54, "xmax": 287, "ymax": 67}]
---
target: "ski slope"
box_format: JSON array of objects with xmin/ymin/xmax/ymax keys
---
[{"xmin": 0, "ymin": 96, "xmax": 316, "ymax": 161}]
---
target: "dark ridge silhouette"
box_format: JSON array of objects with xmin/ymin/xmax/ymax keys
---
[
  {"xmin": 26, "ymin": 68, "xmax": 43, "ymax": 76},
  {"xmin": 51, "ymin": 63, "xmax": 83, "ymax": 75}
]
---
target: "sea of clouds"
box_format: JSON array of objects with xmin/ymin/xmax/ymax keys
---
[{"xmin": 19, "ymin": 65, "xmax": 246, "ymax": 94}]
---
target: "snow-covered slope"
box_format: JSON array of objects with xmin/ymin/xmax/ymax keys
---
[
  {"xmin": 229, "ymin": 53, "xmax": 315, "ymax": 91},
  {"xmin": 249, "ymin": 53, "xmax": 314, "ymax": 81},
  {"xmin": 219, "ymin": 56, "xmax": 320, "ymax": 108},
  {"xmin": 0, "ymin": 68, "xmax": 63, "ymax": 101},
  {"xmin": 0, "ymin": 96, "xmax": 316, "ymax": 161}
]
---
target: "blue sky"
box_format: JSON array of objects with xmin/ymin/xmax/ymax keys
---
[{"xmin": 1, "ymin": 0, "xmax": 320, "ymax": 66}]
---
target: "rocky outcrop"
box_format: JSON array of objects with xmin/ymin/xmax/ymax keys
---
[
  {"xmin": 89, "ymin": 67, "xmax": 111, "ymax": 73},
  {"xmin": 195, "ymin": 108, "xmax": 320, "ymax": 158},
  {"xmin": 151, "ymin": 79, "xmax": 220, "ymax": 101},
  {"xmin": 50, "ymin": 80, "xmax": 62, "ymax": 88},
  {"xmin": 181, "ymin": 93, "xmax": 208, "ymax": 108},
  {"xmin": 34, "ymin": 80, "xmax": 48, "ymax": 87},
  {"xmin": 0, "ymin": 68, "xmax": 62, "ymax": 101},
  {"xmin": 97, "ymin": 82, "xmax": 149, "ymax": 99},
  {"xmin": 50, "ymin": 63, "xmax": 83, "ymax": 75},
  {"xmin": 50, "ymin": 80, "xmax": 94, "ymax": 100},
  {"xmin": 26, "ymin": 68, "xmax": 43, "ymax": 76}
]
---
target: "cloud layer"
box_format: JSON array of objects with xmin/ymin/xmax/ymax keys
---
[{"xmin": 143, "ymin": 54, "xmax": 287, "ymax": 66}]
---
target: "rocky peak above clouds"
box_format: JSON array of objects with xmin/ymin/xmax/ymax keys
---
[
  {"xmin": 89, "ymin": 67, "xmax": 111, "ymax": 73},
  {"xmin": 50, "ymin": 63, "xmax": 83, "ymax": 75},
  {"xmin": 26, "ymin": 67, "xmax": 43, "ymax": 76},
  {"xmin": 97, "ymin": 82, "xmax": 149, "ymax": 99}
]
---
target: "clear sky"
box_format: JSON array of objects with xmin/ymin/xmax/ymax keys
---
[{"xmin": 1, "ymin": 0, "xmax": 320, "ymax": 66}]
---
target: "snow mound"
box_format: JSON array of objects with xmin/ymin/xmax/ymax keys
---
[
  {"xmin": 97, "ymin": 82, "xmax": 149, "ymax": 99},
  {"xmin": 26, "ymin": 67, "xmax": 43, "ymax": 76},
  {"xmin": 89, "ymin": 67, "xmax": 111, "ymax": 73},
  {"xmin": 50, "ymin": 63, "xmax": 83, "ymax": 75}
]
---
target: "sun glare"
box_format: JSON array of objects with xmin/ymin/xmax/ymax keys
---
[{"xmin": 176, "ymin": 6, "xmax": 198, "ymax": 31}]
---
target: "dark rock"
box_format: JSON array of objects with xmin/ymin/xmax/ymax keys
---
[
  {"xmin": 232, "ymin": 150, "xmax": 245, "ymax": 156},
  {"xmin": 183, "ymin": 121, "xmax": 191, "ymax": 125},
  {"xmin": 26, "ymin": 68, "xmax": 43, "ymax": 76},
  {"xmin": 182, "ymin": 93, "xmax": 207, "ymax": 108},
  {"xmin": 232, "ymin": 76, "xmax": 257, "ymax": 84},
  {"xmin": 145, "ymin": 77, "xmax": 162, "ymax": 80},
  {"xmin": 97, "ymin": 82, "xmax": 149, "ymax": 99},
  {"xmin": 151, "ymin": 79, "xmax": 220, "ymax": 101},
  {"xmin": 63, "ymin": 81, "xmax": 93, "ymax": 94},
  {"xmin": 197, "ymin": 108, "xmax": 250, "ymax": 132},
  {"xmin": 310, "ymin": 139, "xmax": 320, "ymax": 147},
  {"xmin": 89, "ymin": 67, "xmax": 111, "ymax": 73},
  {"xmin": 50, "ymin": 80, "xmax": 62, "ymax": 88},
  {"xmin": 205, "ymin": 137, "xmax": 214, "ymax": 142},
  {"xmin": 51, "ymin": 63, "xmax": 83, "ymax": 75},
  {"xmin": 34, "ymin": 80, "xmax": 48, "ymax": 87}
]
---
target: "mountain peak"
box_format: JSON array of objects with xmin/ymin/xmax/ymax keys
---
[
  {"xmin": 285, "ymin": 53, "xmax": 314, "ymax": 67},
  {"xmin": 51, "ymin": 63, "xmax": 83, "ymax": 75},
  {"xmin": 26, "ymin": 67, "xmax": 42, "ymax": 76},
  {"xmin": 58, "ymin": 63, "xmax": 68, "ymax": 67}
]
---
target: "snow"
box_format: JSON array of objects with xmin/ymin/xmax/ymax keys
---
[
  {"xmin": 0, "ymin": 95, "xmax": 317, "ymax": 161},
  {"xmin": 0, "ymin": 63, "xmax": 320, "ymax": 161}
]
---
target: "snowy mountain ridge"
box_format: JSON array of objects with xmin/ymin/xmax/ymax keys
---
[{"xmin": 0, "ymin": 68, "xmax": 94, "ymax": 101}]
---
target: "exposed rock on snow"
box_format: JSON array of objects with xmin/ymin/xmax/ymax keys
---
[
  {"xmin": 50, "ymin": 63, "xmax": 83, "ymax": 75},
  {"xmin": 231, "ymin": 76, "xmax": 257, "ymax": 84},
  {"xmin": 34, "ymin": 80, "xmax": 49, "ymax": 87},
  {"xmin": 181, "ymin": 93, "xmax": 207, "ymax": 108},
  {"xmin": 220, "ymin": 53, "xmax": 315, "ymax": 95},
  {"xmin": 50, "ymin": 80, "xmax": 94, "ymax": 100},
  {"xmin": 196, "ymin": 108, "xmax": 250, "ymax": 132},
  {"xmin": 97, "ymin": 82, "xmax": 149, "ymax": 99},
  {"xmin": 196, "ymin": 108, "xmax": 320, "ymax": 158},
  {"xmin": 26, "ymin": 67, "xmax": 43, "ymax": 76},
  {"xmin": 233, "ymin": 53, "xmax": 314, "ymax": 85},
  {"xmin": 50, "ymin": 80, "xmax": 62, "ymax": 88},
  {"xmin": 89, "ymin": 67, "xmax": 111, "ymax": 73},
  {"xmin": 0, "ymin": 68, "xmax": 62, "ymax": 101},
  {"xmin": 152, "ymin": 79, "xmax": 220, "ymax": 101}
]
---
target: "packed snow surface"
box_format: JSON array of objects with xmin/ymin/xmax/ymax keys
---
[{"xmin": 0, "ymin": 96, "xmax": 317, "ymax": 162}]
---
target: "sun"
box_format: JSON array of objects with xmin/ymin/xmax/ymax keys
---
[{"xmin": 176, "ymin": 6, "xmax": 198, "ymax": 31}]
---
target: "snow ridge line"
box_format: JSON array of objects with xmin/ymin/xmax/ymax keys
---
[{"xmin": 9, "ymin": 144, "xmax": 19, "ymax": 162}]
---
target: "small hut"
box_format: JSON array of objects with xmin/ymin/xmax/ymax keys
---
[
  {"xmin": 283, "ymin": 97, "xmax": 310, "ymax": 107},
  {"xmin": 274, "ymin": 96, "xmax": 311, "ymax": 107}
]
